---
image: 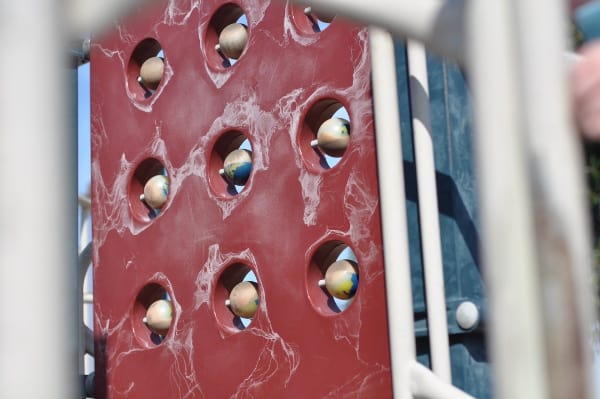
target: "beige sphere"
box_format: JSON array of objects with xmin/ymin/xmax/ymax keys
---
[
  {"xmin": 144, "ymin": 299, "xmax": 173, "ymax": 335},
  {"xmin": 317, "ymin": 117, "xmax": 350, "ymax": 157},
  {"xmin": 139, "ymin": 56, "xmax": 164, "ymax": 90},
  {"xmin": 143, "ymin": 174, "xmax": 169, "ymax": 209},
  {"xmin": 324, "ymin": 260, "xmax": 359, "ymax": 300},
  {"xmin": 218, "ymin": 23, "xmax": 248, "ymax": 59},
  {"xmin": 229, "ymin": 281, "xmax": 259, "ymax": 319}
]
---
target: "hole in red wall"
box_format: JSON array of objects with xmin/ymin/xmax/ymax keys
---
[
  {"xmin": 213, "ymin": 263, "xmax": 260, "ymax": 331},
  {"xmin": 299, "ymin": 98, "xmax": 351, "ymax": 171},
  {"xmin": 208, "ymin": 130, "xmax": 253, "ymax": 197},
  {"xmin": 306, "ymin": 240, "xmax": 359, "ymax": 315},
  {"xmin": 127, "ymin": 38, "xmax": 165, "ymax": 101},
  {"xmin": 205, "ymin": 4, "xmax": 249, "ymax": 69},
  {"xmin": 132, "ymin": 283, "xmax": 173, "ymax": 347},
  {"xmin": 129, "ymin": 158, "xmax": 169, "ymax": 222}
]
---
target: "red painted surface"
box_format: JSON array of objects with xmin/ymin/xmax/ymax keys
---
[{"xmin": 91, "ymin": 1, "xmax": 392, "ymax": 397}]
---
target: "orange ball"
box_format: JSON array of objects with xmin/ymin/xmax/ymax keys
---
[
  {"xmin": 139, "ymin": 56, "xmax": 164, "ymax": 90},
  {"xmin": 229, "ymin": 281, "xmax": 259, "ymax": 318}
]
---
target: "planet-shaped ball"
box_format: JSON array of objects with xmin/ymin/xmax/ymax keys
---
[
  {"xmin": 229, "ymin": 281, "xmax": 259, "ymax": 319},
  {"xmin": 324, "ymin": 260, "xmax": 359, "ymax": 300},
  {"xmin": 218, "ymin": 23, "xmax": 248, "ymax": 60},
  {"xmin": 223, "ymin": 149, "xmax": 252, "ymax": 185},
  {"xmin": 144, "ymin": 299, "xmax": 173, "ymax": 336},
  {"xmin": 143, "ymin": 174, "xmax": 169, "ymax": 209},
  {"xmin": 317, "ymin": 117, "xmax": 350, "ymax": 157},
  {"xmin": 139, "ymin": 56, "xmax": 164, "ymax": 90}
]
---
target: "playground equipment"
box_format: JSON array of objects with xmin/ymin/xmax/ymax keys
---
[
  {"xmin": 1, "ymin": 0, "xmax": 598, "ymax": 398},
  {"xmin": 85, "ymin": 0, "xmax": 600, "ymax": 397}
]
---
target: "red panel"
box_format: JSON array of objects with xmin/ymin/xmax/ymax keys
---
[{"xmin": 91, "ymin": 1, "xmax": 392, "ymax": 397}]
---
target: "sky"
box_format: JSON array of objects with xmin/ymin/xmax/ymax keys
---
[{"xmin": 78, "ymin": 63, "xmax": 91, "ymax": 197}]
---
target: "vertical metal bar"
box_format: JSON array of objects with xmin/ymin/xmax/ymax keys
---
[
  {"xmin": 466, "ymin": 0, "xmax": 549, "ymax": 398},
  {"xmin": 369, "ymin": 27, "xmax": 415, "ymax": 399},
  {"xmin": 406, "ymin": 40, "xmax": 452, "ymax": 383},
  {"xmin": 510, "ymin": 0, "xmax": 595, "ymax": 398},
  {"xmin": 0, "ymin": 0, "xmax": 77, "ymax": 398},
  {"xmin": 409, "ymin": 361, "xmax": 474, "ymax": 399}
]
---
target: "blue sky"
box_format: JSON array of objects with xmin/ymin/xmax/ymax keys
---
[{"xmin": 78, "ymin": 63, "xmax": 91, "ymax": 196}]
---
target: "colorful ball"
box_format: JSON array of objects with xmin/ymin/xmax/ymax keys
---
[
  {"xmin": 223, "ymin": 149, "xmax": 252, "ymax": 185},
  {"xmin": 229, "ymin": 281, "xmax": 259, "ymax": 319},
  {"xmin": 144, "ymin": 299, "xmax": 173, "ymax": 336},
  {"xmin": 143, "ymin": 174, "xmax": 169, "ymax": 209},
  {"xmin": 324, "ymin": 260, "xmax": 359, "ymax": 300},
  {"xmin": 317, "ymin": 117, "xmax": 350, "ymax": 157},
  {"xmin": 218, "ymin": 23, "xmax": 248, "ymax": 59},
  {"xmin": 139, "ymin": 56, "xmax": 164, "ymax": 90}
]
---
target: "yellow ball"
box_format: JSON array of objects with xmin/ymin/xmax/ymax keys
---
[
  {"xmin": 324, "ymin": 260, "xmax": 359, "ymax": 300},
  {"xmin": 317, "ymin": 117, "xmax": 350, "ymax": 157},
  {"xmin": 229, "ymin": 281, "xmax": 259, "ymax": 319},
  {"xmin": 218, "ymin": 23, "xmax": 248, "ymax": 60},
  {"xmin": 144, "ymin": 299, "xmax": 172, "ymax": 336},
  {"xmin": 143, "ymin": 175, "xmax": 169, "ymax": 209},
  {"xmin": 139, "ymin": 56, "xmax": 164, "ymax": 90}
]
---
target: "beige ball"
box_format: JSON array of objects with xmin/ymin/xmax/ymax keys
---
[
  {"xmin": 317, "ymin": 117, "xmax": 350, "ymax": 157},
  {"xmin": 218, "ymin": 23, "xmax": 248, "ymax": 59},
  {"xmin": 144, "ymin": 299, "xmax": 172, "ymax": 335},
  {"xmin": 139, "ymin": 56, "xmax": 164, "ymax": 90},
  {"xmin": 143, "ymin": 174, "xmax": 169, "ymax": 209},
  {"xmin": 229, "ymin": 281, "xmax": 259, "ymax": 319}
]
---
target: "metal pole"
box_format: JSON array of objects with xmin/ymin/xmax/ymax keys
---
[
  {"xmin": 466, "ymin": 0, "xmax": 549, "ymax": 397},
  {"xmin": 510, "ymin": 0, "xmax": 596, "ymax": 397},
  {"xmin": 0, "ymin": 0, "xmax": 77, "ymax": 398},
  {"xmin": 406, "ymin": 40, "xmax": 452, "ymax": 383},
  {"xmin": 370, "ymin": 27, "xmax": 416, "ymax": 399}
]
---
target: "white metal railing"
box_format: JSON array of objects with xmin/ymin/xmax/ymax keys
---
[{"xmin": 78, "ymin": 193, "xmax": 94, "ymax": 379}]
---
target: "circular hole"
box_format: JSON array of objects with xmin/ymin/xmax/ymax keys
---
[
  {"xmin": 291, "ymin": 5, "xmax": 335, "ymax": 34},
  {"xmin": 132, "ymin": 283, "xmax": 174, "ymax": 347},
  {"xmin": 209, "ymin": 131, "xmax": 253, "ymax": 196},
  {"xmin": 129, "ymin": 158, "xmax": 170, "ymax": 222},
  {"xmin": 213, "ymin": 263, "xmax": 260, "ymax": 331},
  {"xmin": 307, "ymin": 241, "xmax": 359, "ymax": 315},
  {"xmin": 299, "ymin": 99, "xmax": 351, "ymax": 171},
  {"xmin": 205, "ymin": 4, "xmax": 249, "ymax": 69},
  {"xmin": 127, "ymin": 38, "xmax": 165, "ymax": 101}
]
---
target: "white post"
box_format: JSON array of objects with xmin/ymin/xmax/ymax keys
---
[
  {"xmin": 0, "ymin": 1, "xmax": 77, "ymax": 398},
  {"xmin": 406, "ymin": 40, "xmax": 451, "ymax": 383},
  {"xmin": 509, "ymin": 0, "xmax": 596, "ymax": 397},
  {"xmin": 466, "ymin": 0, "xmax": 549, "ymax": 397},
  {"xmin": 370, "ymin": 27, "xmax": 416, "ymax": 399}
]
